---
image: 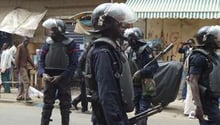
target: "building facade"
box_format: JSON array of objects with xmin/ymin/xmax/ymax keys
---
[{"xmin": 127, "ymin": 0, "xmax": 220, "ymax": 61}]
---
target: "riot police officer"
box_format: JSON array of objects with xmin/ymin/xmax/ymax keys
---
[
  {"xmin": 71, "ymin": 48, "xmax": 89, "ymax": 112},
  {"xmin": 38, "ymin": 18, "xmax": 78, "ymax": 125},
  {"xmin": 189, "ymin": 25, "xmax": 220, "ymax": 125},
  {"xmin": 124, "ymin": 27, "xmax": 159, "ymax": 125},
  {"xmin": 85, "ymin": 3, "xmax": 137, "ymax": 125}
]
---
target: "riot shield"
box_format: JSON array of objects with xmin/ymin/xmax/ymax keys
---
[{"xmin": 152, "ymin": 61, "xmax": 183, "ymax": 107}]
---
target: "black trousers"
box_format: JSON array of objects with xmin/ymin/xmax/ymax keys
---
[
  {"xmin": 72, "ymin": 79, "xmax": 88, "ymax": 111},
  {"xmin": 41, "ymin": 77, "xmax": 72, "ymax": 125}
]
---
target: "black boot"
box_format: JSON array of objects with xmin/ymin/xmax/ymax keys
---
[{"xmin": 71, "ymin": 97, "xmax": 80, "ymax": 110}]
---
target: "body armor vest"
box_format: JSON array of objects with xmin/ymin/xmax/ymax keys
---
[
  {"xmin": 45, "ymin": 37, "xmax": 71, "ymax": 71},
  {"xmin": 190, "ymin": 49, "xmax": 220, "ymax": 97},
  {"xmin": 85, "ymin": 37, "xmax": 134, "ymax": 112},
  {"xmin": 208, "ymin": 55, "xmax": 220, "ymax": 97},
  {"xmin": 127, "ymin": 45, "xmax": 153, "ymax": 85}
]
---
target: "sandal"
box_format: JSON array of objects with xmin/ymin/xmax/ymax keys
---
[
  {"xmin": 24, "ymin": 97, "xmax": 33, "ymax": 103},
  {"xmin": 16, "ymin": 96, "xmax": 24, "ymax": 101},
  {"xmin": 25, "ymin": 97, "xmax": 32, "ymax": 101}
]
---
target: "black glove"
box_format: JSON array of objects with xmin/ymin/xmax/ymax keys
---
[{"xmin": 51, "ymin": 75, "xmax": 62, "ymax": 84}]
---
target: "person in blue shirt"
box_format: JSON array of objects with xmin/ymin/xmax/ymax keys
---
[
  {"xmin": 189, "ymin": 26, "xmax": 220, "ymax": 125},
  {"xmin": 38, "ymin": 18, "xmax": 78, "ymax": 125},
  {"xmin": 124, "ymin": 27, "xmax": 159, "ymax": 125},
  {"xmin": 179, "ymin": 39, "xmax": 195, "ymax": 62},
  {"xmin": 85, "ymin": 3, "xmax": 137, "ymax": 125}
]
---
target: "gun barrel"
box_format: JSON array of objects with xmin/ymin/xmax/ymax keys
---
[{"xmin": 129, "ymin": 104, "xmax": 163, "ymax": 125}]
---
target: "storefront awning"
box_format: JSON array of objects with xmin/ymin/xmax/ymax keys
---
[
  {"xmin": 126, "ymin": 0, "xmax": 220, "ymax": 19},
  {"xmin": 0, "ymin": 8, "xmax": 47, "ymax": 38}
]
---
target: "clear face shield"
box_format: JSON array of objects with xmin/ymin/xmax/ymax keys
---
[
  {"xmin": 124, "ymin": 27, "xmax": 146, "ymax": 48},
  {"xmin": 124, "ymin": 28, "xmax": 134, "ymax": 38},
  {"xmin": 42, "ymin": 18, "xmax": 57, "ymax": 30},
  {"xmin": 107, "ymin": 3, "xmax": 137, "ymax": 25},
  {"xmin": 42, "ymin": 18, "xmax": 61, "ymax": 37},
  {"xmin": 123, "ymin": 28, "xmax": 140, "ymax": 50},
  {"xmin": 214, "ymin": 27, "xmax": 220, "ymax": 48},
  {"xmin": 207, "ymin": 25, "xmax": 220, "ymax": 49},
  {"xmin": 105, "ymin": 3, "xmax": 137, "ymax": 32},
  {"xmin": 105, "ymin": 3, "xmax": 137, "ymax": 45}
]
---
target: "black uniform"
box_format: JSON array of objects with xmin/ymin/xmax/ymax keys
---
[
  {"xmin": 87, "ymin": 2, "xmax": 137, "ymax": 125},
  {"xmin": 72, "ymin": 50, "xmax": 88, "ymax": 112},
  {"xmin": 128, "ymin": 45, "xmax": 158, "ymax": 125},
  {"xmin": 189, "ymin": 50, "xmax": 220, "ymax": 125},
  {"xmin": 38, "ymin": 37, "xmax": 78, "ymax": 125},
  {"xmin": 85, "ymin": 38, "xmax": 133, "ymax": 125}
]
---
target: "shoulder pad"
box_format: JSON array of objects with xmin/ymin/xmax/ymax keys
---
[
  {"xmin": 192, "ymin": 49, "xmax": 209, "ymax": 56},
  {"xmin": 94, "ymin": 37, "xmax": 116, "ymax": 49},
  {"xmin": 45, "ymin": 37, "xmax": 74, "ymax": 45},
  {"xmin": 45, "ymin": 37, "xmax": 54, "ymax": 44},
  {"xmin": 137, "ymin": 44, "xmax": 149, "ymax": 53},
  {"xmin": 62, "ymin": 38, "xmax": 74, "ymax": 45}
]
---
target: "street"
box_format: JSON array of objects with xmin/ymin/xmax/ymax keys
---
[{"xmin": 0, "ymin": 89, "xmax": 199, "ymax": 125}]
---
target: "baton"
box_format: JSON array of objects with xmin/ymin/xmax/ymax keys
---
[{"xmin": 144, "ymin": 43, "xmax": 174, "ymax": 68}]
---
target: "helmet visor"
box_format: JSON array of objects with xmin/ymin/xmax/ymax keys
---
[
  {"xmin": 42, "ymin": 18, "xmax": 57, "ymax": 29},
  {"xmin": 106, "ymin": 3, "xmax": 137, "ymax": 24},
  {"xmin": 207, "ymin": 25, "xmax": 220, "ymax": 48}
]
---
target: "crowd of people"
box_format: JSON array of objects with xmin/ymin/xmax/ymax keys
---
[
  {"xmin": 0, "ymin": 2, "xmax": 220, "ymax": 125},
  {"xmin": 0, "ymin": 36, "xmax": 37, "ymax": 102}
]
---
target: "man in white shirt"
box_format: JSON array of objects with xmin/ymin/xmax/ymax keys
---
[{"xmin": 1, "ymin": 42, "xmax": 13, "ymax": 93}]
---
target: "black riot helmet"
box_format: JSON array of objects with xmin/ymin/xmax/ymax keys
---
[
  {"xmin": 124, "ymin": 27, "xmax": 146, "ymax": 50},
  {"xmin": 196, "ymin": 26, "xmax": 210, "ymax": 46},
  {"xmin": 42, "ymin": 18, "xmax": 66, "ymax": 35},
  {"xmin": 124, "ymin": 27, "xmax": 145, "ymax": 43},
  {"xmin": 91, "ymin": 3, "xmax": 137, "ymax": 33},
  {"xmin": 205, "ymin": 25, "xmax": 220, "ymax": 49}
]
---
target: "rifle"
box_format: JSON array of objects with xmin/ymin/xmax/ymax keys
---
[
  {"xmin": 144, "ymin": 43, "xmax": 174, "ymax": 68},
  {"xmin": 129, "ymin": 104, "xmax": 163, "ymax": 125},
  {"xmin": 87, "ymin": 95, "xmax": 163, "ymax": 124}
]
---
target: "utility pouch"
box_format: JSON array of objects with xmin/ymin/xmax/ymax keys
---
[{"xmin": 142, "ymin": 78, "xmax": 157, "ymax": 96}]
